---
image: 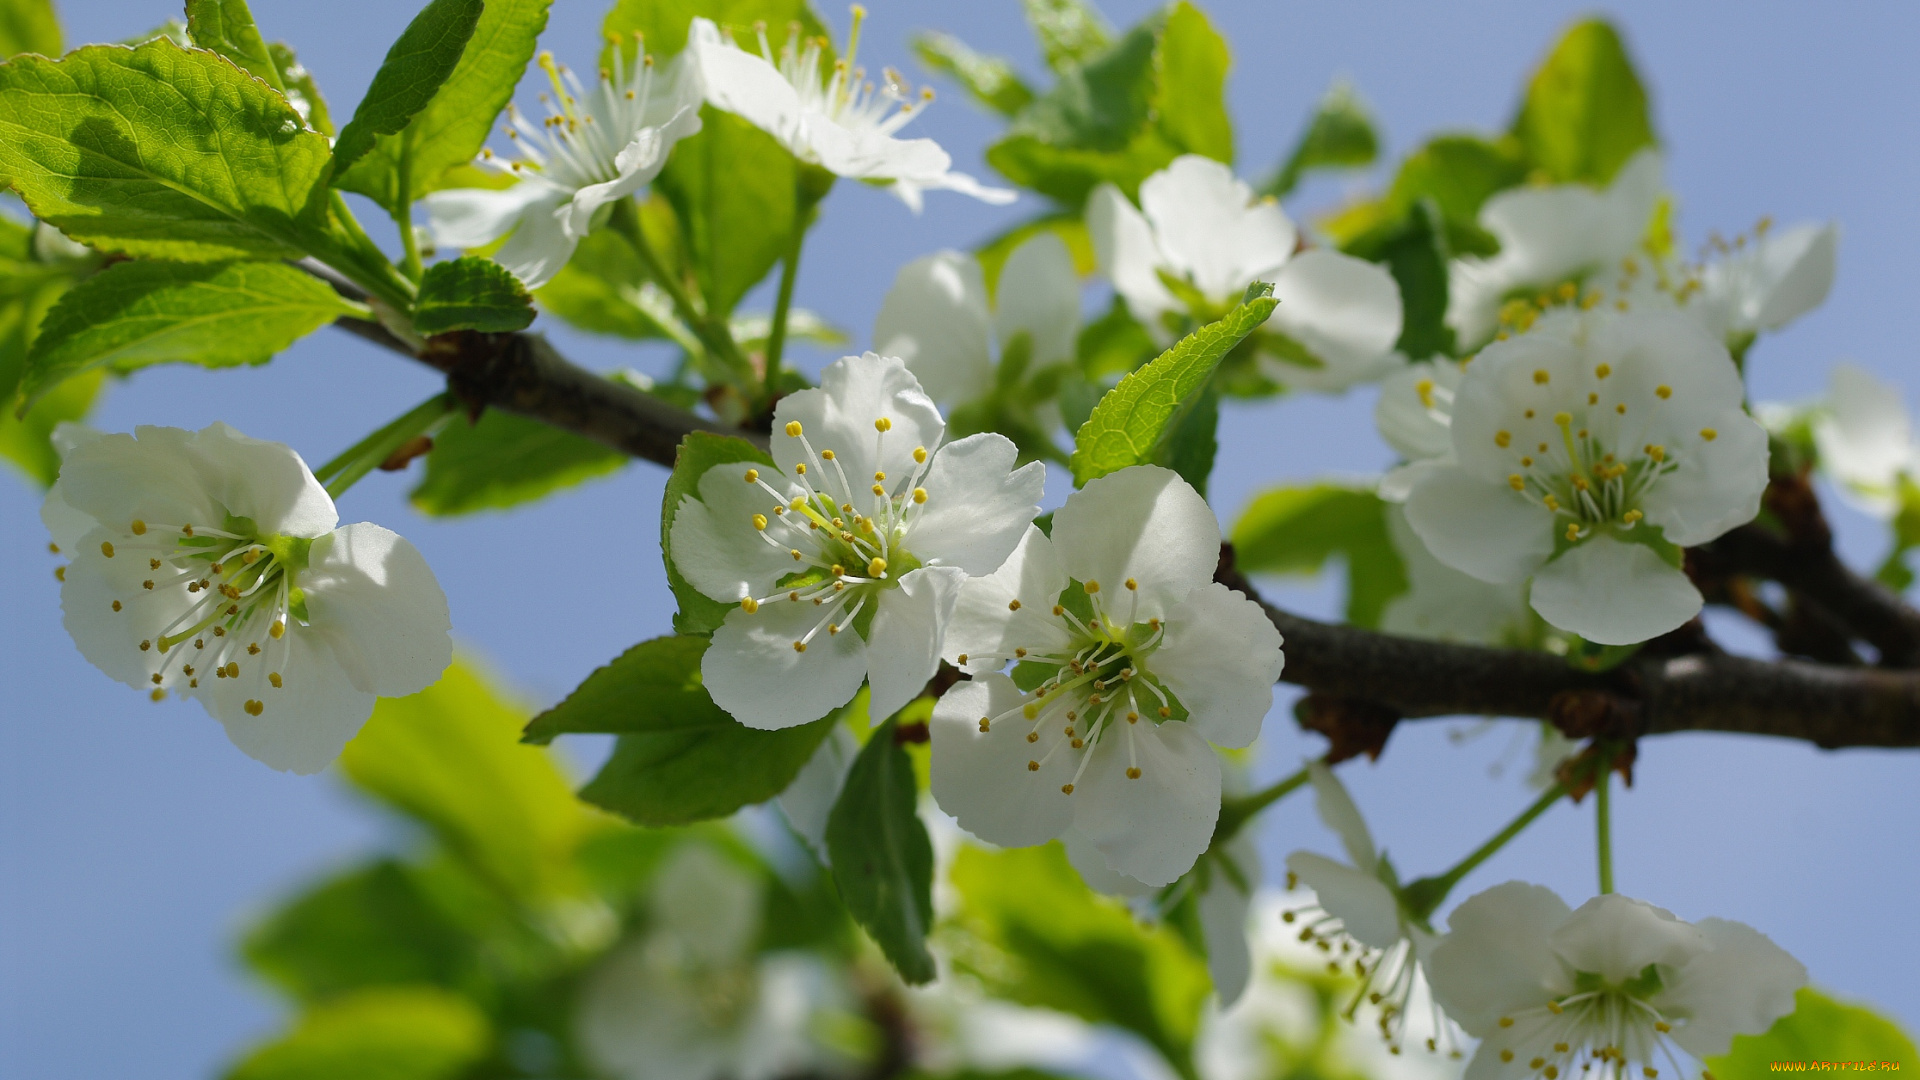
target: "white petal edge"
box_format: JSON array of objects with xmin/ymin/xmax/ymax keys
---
[{"xmin": 1527, "ymin": 536, "xmax": 1702, "ymax": 646}]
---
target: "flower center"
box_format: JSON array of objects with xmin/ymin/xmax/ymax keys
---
[
  {"xmin": 746, "ymin": 6, "xmax": 933, "ymax": 142},
  {"xmin": 1282, "ymin": 872, "xmax": 1461, "ymax": 1059},
  {"xmin": 1492, "ymin": 972, "xmax": 1686, "ymax": 1080},
  {"xmin": 733, "ymin": 418, "xmax": 936, "ymax": 653},
  {"xmin": 93, "ymin": 513, "xmax": 306, "ymax": 713},
  {"xmin": 963, "ymin": 579, "xmax": 1187, "ymax": 794},
  {"xmin": 484, "ymin": 44, "xmax": 660, "ymax": 191}
]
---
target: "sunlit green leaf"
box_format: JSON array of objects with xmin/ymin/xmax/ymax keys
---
[
  {"xmin": 410, "ymin": 408, "xmax": 624, "ymax": 517},
  {"xmin": 184, "ymin": 0, "xmax": 285, "ymax": 91},
  {"xmin": 1154, "ymin": 2, "xmax": 1232, "ymax": 165},
  {"xmin": 912, "ymin": 32, "xmax": 1033, "ymax": 117},
  {"xmin": 1341, "ymin": 198, "xmax": 1455, "ymax": 360},
  {"xmin": 655, "ymin": 108, "xmax": 799, "ymax": 319},
  {"xmin": 1266, "ymin": 80, "xmax": 1379, "ymax": 198},
  {"xmin": 0, "ymin": 0, "xmax": 59, "ymax": 58},
  {"xmin": 243, "ymin": 860, "xmax": 478, "ymax": 1004},
  {"xmin": 331, "ymin": 0, "xmax": 483, "ymax": 173},
  {"xmin": 268, "ymin": 41, "xmax": 332, "ymax": 136},
  {"xmin": 603, "ymin": 0, "xmax": 828, "ymax": 59},
  {"xmin": 1512, "ymin": 18, "xmax": 1656, "ymax": 185},
  {"xmin": 411, "ymin": 256, "xmax": 533, "ymax": 335},
  {"xmin": 223, "ymin": 987, "xmax": 490, "ymax": 1080},
  {"xmin": 827, "ymin": 716, "xmax": 936, "ymax": 984},
  {"xmin": 1230, "ymin": 482, "xmax": 1408, "ymax": 628},
  {"xmin": 1706, "ymin": 988, "xmax": 1918, "ymax": 1076},
  {"xmin": 1022, "ymin": 0, "xmax": 1111, "ymax": 71}
]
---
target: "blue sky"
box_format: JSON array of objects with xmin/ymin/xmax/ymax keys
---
[{"xmin": 3, "ymin": 1, "xmax": 1918, "ymax": 1076}]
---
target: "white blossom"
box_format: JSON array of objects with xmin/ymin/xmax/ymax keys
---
[
  {"xmin": 872, "ymin": 231, "xmax": 1081, "ymax": 408},
  {"xmin": 1692, "ymin": 221, "xmax": 1838, "ymax": 348},
  {"xmin": 1283, "ymin": 762, "xmax": 1455, "ymax": 1058},
  {"xmin": 1428, "ymin": 882, "xmax": 1806, "ymax": 1079},
  {"xmin": 929, "ymin": 466, "xmax": 1285, "ymax": 887},
  {"xmin": 1087, "ymin": 154, "xmax": 1404, "ymax": 390},
  {"xmin": 670, "ymin": 352, "xmax": 1043, "ymax": 730},
  {"xmin": 1381, "ymin": 505, "xmax": 1538, "ymax": 648},
  {"xmin": 424, "ymin": 48, "xmax": 703, "ymax": 288},
  {"xmin": 1447, "ymin": 150, "xmax": 1665, "ymax": 348},
  {"xmin": 1814, "ymin": 362, "xmax": 1917, "ymax": 519},
  {"xmin": 1403, "ymin": 307, "xmax": 1767, "ymax": 645},
  {"xmin": 578, "ymin": 844, "xmax": 860, "ymax": 1080},
  {"xmin": 44, "ymin": 423, "xmax": 451, "ymax": 774},
  {"xmin": 689, "ymin": 13, "xmax": 1013, "ymax": 210}
]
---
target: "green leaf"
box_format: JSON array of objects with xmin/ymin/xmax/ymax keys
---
[
  {"xmin": 827, "ymin": 716, "xmax": 936, "ymax": 985},
  {"xmin": 1153, "ymin": 2, "xmax": 1232, "ymax": 165},
  {"xmin": 1070, "ymin": 283, "xmax": 1276, "ymax": 486},
  {"xmin": 1163, "ymin": 380, "xmax": 1218, "ymax": 497},
  {"xmin": 335, "ymin": 0, "xmax": 551, "ymax": 213},
  {"xmin": 1230, "ymin": 482, "xmax": 1408, "ymax": 628},
  {"xmin": 184, "ymin": 0, "xmax": 286, "ymax": 91},
  {"xmin": 223, "ymin": 987, "xmax": 490, "ymax": 1080},
  {"xmin": 21, "ymin": 260, "xmax": 354, "ymax": 406},
  {"xmin": 1266, "ymin": 80, "xmax": 1379, "ymax": 198},
  {"xmin": 331, "ymin": 0, "xmax": 483, "ymax": 173},
  {"xmin": 603, "ymin": 0, "xmax": 828, "ymax": 59},
  {"xmin": 949, "ymin": 843, "xmax": 1209, "ymax": 1069},
  {"xmin": 0, "ymin": 0, "xmax": 59, "ymax": 58},
  {"xmin": 339, "ymin": 659, "xmax": 594, "ymax": 903},
  {"xmin": 1342, "ymin": 197, "xmax": 1455, "ymax": 360},
  {"xmin": 1512, "ymin": 18, "xmax": 1656, "ymax": 185},
  {"xmin": 1323, "ymin": 134, "xmax": 1528, "ymax": 261},
  {"xmin": 0, "ymin": 222, "xmax": 98, "ymax": 485},
  {"xmin": 1706, "ymin": 988, "xmax": 1918, "ymax": 1075},
  {"xmin": 528, "ymin": 635, "xmax": 839, "ymax": 826},
  {"xmin": 410, "ymin": 408, "xmax": 625, "ymax": 517},
  {"xmin": 535, "ymin": 222, "xmax": 676, "ymax": 341},
  {"xmin": 0, "ymin": 40, "xmax": 333, "ymax": 260},
  {"xmin": 411, "ymin": 256, "xmax": 533, "ymax": 335},
  {"xmin": 912, "ymin": 32, "xmax": 1033, "ymax": 117},
  {"xmin": 0, "ymin": 368, "xmax": 97, "ymax": 485},
  {"xmin": 661, "ymin": 432, "xmax": 776, "ymax": 635},
  {"xmin": 655, "ymin": 108, "xmax": 799, "ymax": 319},
  {"xmin": 242, "ymin": 860, "xmax": 476, "ymax": 1004},
  {"xmin": 1023, "ymin": 0, "xmax": 1112, "ymax": 70}
]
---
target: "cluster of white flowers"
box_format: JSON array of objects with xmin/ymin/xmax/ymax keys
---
[
  {"xmin": 428, "ymin": 8, "xmax": 1011, "ymax": 287},
  {"xmin": 43, "ymin": 423, "xmax": 451, "ymax": 773}
]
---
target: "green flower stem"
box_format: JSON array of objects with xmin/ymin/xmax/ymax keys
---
[
  {"xmin": 394, "ymin": 135, "xmax": 424, "ymax": 283},
  {"xmin": 315, "ymin": 392, "xmax": 456, "ymax": 499},
  {"xmin": 1596, "ymin": 745, "xmax": 1616, "ymax": 894},
  {"xmin": 317, "ymin": 190, "xmax": 418, "ymax": 311},
  {"xmin": 1402, "ymin": 780, "xmax": 1568, "ymax": 921},
  {"xmin": 1212, "ymin": 762, "xmax": 1313, "ymax": 847},
  {"xmin": 609, "ymin": 197, "xmax": 754, "ymax": 385},
  {"xmin": 763, "ymin": 186, "xmax": 824, "ymax": 398}
]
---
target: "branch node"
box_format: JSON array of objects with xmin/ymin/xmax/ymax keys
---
[{"xmin": 1295, "ymin": 694, "xmax": 1400, "ymax": 763}]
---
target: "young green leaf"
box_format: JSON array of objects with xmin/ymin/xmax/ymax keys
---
[
  {"xmin": 184, "ymin": 0, "xmax": 286, "ymax": 91},
  {"xmin": 20, "ymin": 260, "xmax": 355, "ymax": 406},
  {"xmin": 223, "ymin": 987, "xmax": 490, "ymax": 1080},
  {"xmin": 0, "ymin": 40, "xmax": 333, "ymax": 260},
  {"xmin": 1265, "ymin": 80, "xmax": 1379, "ymax": 198},
  {"xmin": 330, "ymin": 0, "xmax": 484, "ymax": 173},
  {"xmin": 1342, "ymin": 197, "xmax": 1455, "ymax": 360},
  {"xmin": 1512, "ymin": 18, "xmax": 1656, "ymax": 185},
  {"xmin": 1322, "ymin": 134, "xmax": 1527, "ymax": 258},
  {"xmin": 1229, "ymin": 482, "xmax": 1409, "ymax": 628},
  {"xmin": 826, "ymin": 716, "xmax": 937, "ymax": 984},
  {"xmin": 0, "ymin": 0, "xmax": 60, "ymax": 57},
  {"xmin": 1706, "ymin": 988, "xmax": 1917, "ymax": 1075},
  {"xmin": 1154, "ymin": 2, "xmax": 1232, "ymax": 165},
  {"xmin": 1022, "ymin": 0, "xmax": 1112, "ymax": 70},
  {"xmin": 1162, "ymin": 380, "xmax": 1219, "ymax": 497},
  {"xmin": 1070, "ymin": 283, "xmax": 1277, "ymax": 486},
  {"xmin": 268, "ymin": 41, "xmax": 333, "ymax": 135},
  {"xmin": 411, "ymin": 256, "xmax": 534, "ymax": 335},
  {"xmin": 912, "ymin": 31, "xmax": 1034, "ymax": 117},
  {"xmin": 334, "ymin": 0, "xmax": 552, "ymax": 213},
  {"xmin": 0, "ymin": 368, "xmax": 97, "ymax": 486},
  {"xmin": 535, "ymin": 225, "xmax": 678, "ymax": 341},
  {"xmin": 654, "ymin": 109, "xmax": 800, "ymax": 319},
  {"xmin": 410, "ymin": 409, "xmax": 626, "ymax": 517},
  {"xmin": 528, "ymin": 635, "xmax": 839, "ymax": 826},
  {"xmin": 602, "ymin": 0, "xmax": 828, "ymax": 57},
  {"xmin": 662, "ymin": 432, "xmax": 777, "ymax": 635}
]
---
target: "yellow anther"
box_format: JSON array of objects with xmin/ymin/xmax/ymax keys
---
[
  {"xmin": 1126, "ymin": 767, "xmax": 1142, "ymax": 779},
  {"xmin": 1022, "ymin": 702, "xmax": 1040, "ymax": 719},
  {"xmin": 872, "ymin": 483, "xmax": 886, "ymax": 496},
  {"xmin": 752, "ymin": 513, "xmax": 768, "ymax": 530},
  {"xmin": 1623, "ymin": 509, "xmax": 1643, "ymax": 524},
  {"xmin": 1125, "ymin": 578, "xmax": 1138, "ymax": 590},
  {"xmin": 791, "ymin": 549, "xmax": 803, "ymax": 560},
  {"xmin": 1566, "ymin": 523, "xmax": 1581, "ymax": 541},
  {"xmin": 828, "ymin": 623, "xmax": 840, "ymax": 634},
  {"xmin": 1589, "ymin": 392, "xmax": 1599, "ymax": 405},
  {"xmin": 140, "ymin": 640, "xmax": 151, "ymax": 652},
  {"xmin": 1070, "ymin": 738, "xmax": 1083, "ymax": 749},
  {"xmin": 979, "ymin": 717, "xmax": 990, "ymax": 732},
  {"xmin": 874, "ymin": 416, "xmax": 892, "ymax": 432},
  {"xmin": 1556, "ymin": 281, "xmax": 1578, "ymax": 302},
  {"xmin": 912, "ymin": 487, "xmax": 927, "ymax": 503},
  {"xmin": 1531, "ymin": 1059, "xmax": 1547, "ymax": 1070},
  {"xmin": 1545, "ymin": 1068, "xmax": 1559, "ymax": 1080},
  {"xmin": 1543, "ymin": 493, "xmax": 1561, "ymax": 512},
  {"xmin": 270, "ymin": 620, "xmax": 286, "ymax": 640},
  {"xmin": 1509, "ymin": 474, "xmax": 1525, "ymax": 491},
  {"xmin": 243, "ymin": 550, "xmax": 258, "ymax": 564},
  {"xmin": 1060, "ymin": 784, "xmax": 1074, "ymax": 794},
  {"xmin": 795, "ymin": 463, "xmax": 808, "ymax": 475},
  {"xmin": 101, "ymin": 541, "xmax": 115, "ymax": 558},
  {"xmin": 873, "ymin": 470, "xmax": 886, "ymax": 481},
  {"xmin": 150, "ymin": 688, "xmax": 166, "ymax": 702},
  {"xmin": 182, "ymin": 524, "xmax": 194, "ymax": 536},
  {"xmin": 112, "ymin": 600, "xmax": 122, "ymax": 612},
  {"xmin": 1027, "ymin": 732, "xmax": 1039, "ymax": 743},
  {"xmin": 1415, "ymin": 379, "xmax": 1435, "ymax": 409},
  {"xmin": 1700, "ymin": 427, "xmax": 1718, "ymax": 441},
  {"xmin": 741, "ymin": 597, "xmax": 760, "ymax": 613},
  {"xmin": 1616, "ymin": 402, "xmax": 1628, "ymax": 415},
  {"xmin": 793, "ymin": 641, "xmax": 807, "ymax": 653},
  {"xmin": 1595, "ymin": 363, "xmax": 1612, "ymax": 379},
  {"xmin": 1572, "ymin": 476, "xmax": 1589, "ymax": 491},
  {"xmin": 786, "ymin": 421, "xmax": 803, "ymax": 437},
  {"xmin": 1554, "ymin": 1043, "xmax": 1569, "ymax": 1053},
  {"xmin": 1521, "ymin": 456, "xmax": 1534, "ymax": 467},
  {"xmin": 53, "ymin": 566, "xmax": 64, "ymax": 581},
  {"xmin": 244, "ymin": 700, "xmax": 264, "ymax": 716},
  {"xmin": 1009, "ymin": 599, "xmax": 1022, "ymax": 611},
  {"xmin": 1656, "ymin": 384, "xmax": 1672, "ymax": 399},
  {"xmin": 913, "ymin": 446, "xmax": 927, "ymax": 463},
  {"xmin": 130, "ymin": 519, "xmax": 147, "ymax": 535},
  {"xmin": 1654, "ymin": 1021, "xmax": 1671, "ymax": 1033},
  {"xmin": 744, "ymin": 468, "xmax": 759, "ymax": 483},
  {"xmin": 821, "ymin": 449, "xmax": 835, "ymax": 460},
  {"xmin": 1158, "ymin": 706, "xmax": 1171, "ymax": 718},
  {"xmin": 151, "ymin": 673, "xmax": 162, "ymax": 685},
  {"xmin": 1084, "ymin": 580, "xmax": 1100, "ymax": 594},
  {"xmin": 831, "ymin": 564, "xmax": 845, "ymax": 577},
  {"xmin": 1553, "ymin": 411, "xmax": 1572, "ymax": 427},
  {"xmin": 1500, "ymin": 1050, "xmax": 1514, "ymax": 1063},
  {"xmin": 868, "ymin": 557, "xmax": 887, "ymax": 577},
  {"xmin": 269, "ymin": 673, "xmax": 283, "ymax": 688},
  {"xmin": 1546, "ymin": 1000, "xmax": 1563, "ymax": 1015},
  {"xmin": 1498, "ymin": 1017, "xmax": 1514, "ymax": 1028},
  {"xmin": 150, "ymin": 558, "xmax": 160, "ymax": 569},
  {"xmin": 1028, "ymin": 760, "xmax": 1039, "ymax": 770},
  {"xmin": 1533, "ymin": 369, "xmax": 1550, "ymax": 384},
  {"xmin": 1495, "ymin": 430, "xmax": 1512, "ymax": 448}
]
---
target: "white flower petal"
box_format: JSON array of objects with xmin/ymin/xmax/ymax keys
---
[
  {"xmin": 1285, "ymin": 851, "xmax": 1401, "ymax": 951},
  {"xmin": 1051, "ymin": 465, "xmax": 1220, "ymax": 618},
  {"xmin": 60, "ymin": 528, "xmax": 198, "ymax": 690},
  {"xmin": 1087, "ymin": 182, "xmax": 1177, "ymax": 331},
  {"xmin": 909, "ymin": 433, "xmax": 1044, "ymax": 575},
  {"xmin": 1548, "ymin": 893, "xmax": 1705, "ymax": 984},
  {"xmin": 421, "ymin": 182, "xmax": 554, "ymax": 250},
  {"xmin": 55, "ymin": 426, "xmax": 225, "ymax": 537},
  {"xmin": 1701, "ymin": 221, "xmax": 1838, "ymax": 336},
  {"xmin": 1068, "ymin": 717, "xmax": 1221, "ymax": 887},
  {"xmin": 1815, "ymin": 362, "xmax": 1912, "ymax": 506},
  {"xmin": 1138, "ymin": 155, "xmax": 1294, "ymax": 302},
  {"xmin": 872, "ymin": 250, "xmax": 994, "ymax": 406},
  {"xmin": 704, "ymin": 599, "xmax": 868, "ymax": 730},
  {"xmin": 889, "ymin": 168, "xmax": 1018, "ymax": 209},
  {"xmin": 771, "ymin": 352, "xmax": 944, "ymax": 489},
  {"xmin": 1200, "ymin": 835, "xmax": 1260, "ymax": 1007},
  {"xmin": 929, "ymin": 674, "xmax": 1077, "ymax": 847},
  {"xmin": 1658, "ymin": 918, "xmax": 1808, "ymax": 1059},
  {"xmin": 1403, "ymin": 465, "xmax": 1554, "ymax": 584},
  {"xmin": 41, "ymin": 423, "xmax": 106, "ymax": 552},
  {"xmin": 184, "ymin": 422, "xmax": 338, "ymax": 538},
  {"xmin": 993, "ymin": 231, "xmax": 1081, "ymax": 367},
  {"xmin": 1527, "ymin": 536, "xmax": 1701, "ymax": 646},
  {"xmin": 1061, "ymin": 828, "xmax": 1158, "ymax": 897},
  {"xmin": 300, "ymin": 523, "xmax": 452, "ymax": 698},
  {"xmin": 1152, "ymin": 582, "xmax": 1283, "ymax": 749},
  {"xmin": 1263, "ymin": 249, "xmax": 1404, "ymax": 392},
  {"xmin": 1636, "ymin": 406, "xmax": 1768, "ymax": 546},
  {"xmin": 198, "ymin": 628, "xmax": 377, "ymax": 775},
  {"xmin": 1306, "ymin": 761, "xmax": 1377, "ymax": 870},
  {"xmin": 651, "ymin": 843, "xmax": 764, "ymax": 962},
  {"xmin": 777, "ymin": 725, "xmax": 858, "ymax": 863},
  {"xmin": 690, "ymin": 18, "xmax": 809, "ymax": 155},
  {"xmin": 942, "ymin": 525, "xmax": 1072, "ymax": 673},
  {"xmin": 1375, "ymin": 358, "xmax": 1463, "ymax": 463},
  {"xmin": 1377, "ymin": 456, "xmax": 1451, "ymax": 504},
  {"xmin": 1426, "ymin": 881, "xmax": 1574, "ymax": 1036},
  {"xmin": 865, "ymin": 566, "xmax": 965, "ymax": 722},
  {"xmin": 492, "ymin": 193, "xmax": 579, "ymax": 289},
  {"xmin": 1382, "ymin": 503, "xmax": 1535, "ymax": 646},
  {"xmin": 669, "ymin": 461, "xmax": 801, "ymax": 603}
]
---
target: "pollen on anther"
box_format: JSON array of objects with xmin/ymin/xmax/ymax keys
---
[
  {"xmin": 1495, "ymin": 430, "xmax": 1511, "ymax": 448},
  {"xmin": 871, "ymin": 483, "xmax": 885, "ymax": 496},
  {"xmin": 744, "ymin": 468, "xmax": 759, "ymax": 483},
  {"xmin": 151, "ymin": 673, "xmax": 162, "ymax": 685},
  {"xmin": 752, "ymin": 513, "xmax": 769, "ymax": 530},
  {"xmin": 270, "ymin": 621, "xmax": 286, "ymax": 639},
  {"xmin": 111, "ymin": 600, "xmax": 122, "ymax": 611},
  {"xmin": 792, "ymin": 641, "xmax": 807, "ymax": 653},
  {"xmin": 875, "ymin": 417, "xmax": 892, "ymax": 432},
  {"xmin": 1158, "ymin": 706, "xmax": 1170, "ymax": 718},
  {"xmin": 130, "ymin": 519, "xmax": 147, "ymax": 535},
  {"xmin": 245, "ymin": 700, "xmax": 264, "ymax": 716},
  {"xmin": 150, "ymin": 689, "xmax": 166, "ymax": 702},
  {"xmin": 101, "ymin": 541, "xmax": 115, "ymax": 558},
  {"xmin": 269, "ymin": 672, "xmax": 283, "ymax": 688},
  {"xmin": 1508, "ymin": 474, "xmax": 1525, "ymax": 491},
  {"xmin": 978, "ymin": 717, "xmax": 990, "ymax": 732},
  {"xmin": 150, "ymin": 558, "xmax": 161, "ymax": 569},
  {"xmin": 785, "ymin": 421, "xmax": 803, "ymax": 437},
  {"xmin": 1084, "ymin": 580, "xmax": 1100, "ymax": 594},
  {"xmin": 791, "ymin": 549, "xmax": 803, "ymax": 560},
  {"xmin": 821, "ymin": 449, "xmax": 836, "ymax": 461},
  {"xmin": 1060, "ymin": 784, "xmax": 1074, "ymax": 794},
  {"xmin": 912, "ymin": 487, "xmax": 927, "ymax": 503},
  {"xmin": 795, "ymin": 462, "xmax": 808, "ymax": 474},
  {"xmin": 140, "ymin": 639, "xmax": 151, "ymax": 652},
  {"xmin": 1656, "ymin": 384, "xmax": 1672, "ymax": 399},
  {"xmin": 868, "ymin": 557, "xmax": 887, "ymax": 576},
  {"xmin": 1027, "ymin": 760, "xmax": 1040, "ymax": 771},
  {"xmin": 1008, "ymin": 599, "xmax": 1021, "ymax": 611},
  {"xmin": 1700, "ymin": 427, "xmax": 1718, "ymax": 441},
  {"xmin": 1026, "ymin": 732, "xmax": 1038, "ymax": 743},
  {"xmin": 1533, "ymin": 369, "xmax": 1550, "ymax": 384},
  {"xmin": 1126, "ymin": 767, "xmax": 1141, "ymax": 779}
]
